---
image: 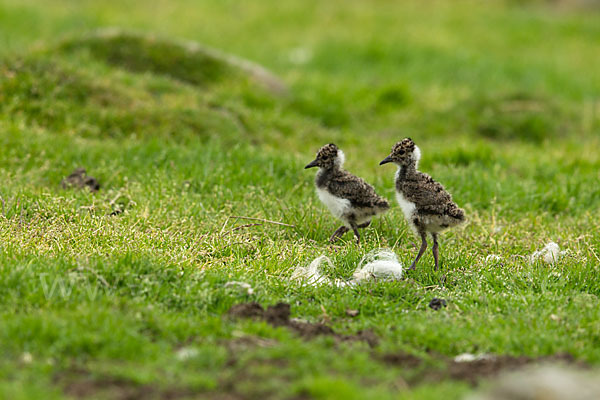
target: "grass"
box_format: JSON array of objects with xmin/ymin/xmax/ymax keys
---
[{"xmin": 0, "ymin": 0, "xmax": 599, "ymax": 399}]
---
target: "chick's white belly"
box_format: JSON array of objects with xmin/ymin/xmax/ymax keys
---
[
  {"xmin": 396, "ymin": 191, "xmax": 418, "ymax": 233},
  {"xmin": 396, "ymin": 191, "xmax": 458, "ymax": 234},
  {"xmin": 317, "ymin": 188, "xmax": 351, "ymax": 219},
  {"xmin": 395, "ymin": 191, "xmax": 416, "ymax": 221}
]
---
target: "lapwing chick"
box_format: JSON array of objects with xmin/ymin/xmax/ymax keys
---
[
  {"xmin": 380, "ymin": 138, "xmax": 464, "ymax": 270},
  {"xmin": 305, "ymin": 144, "xmax": 389, "ymax": 244}
]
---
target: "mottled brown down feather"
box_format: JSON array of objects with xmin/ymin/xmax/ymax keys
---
[
  {"xmin": 317, "ymin": 168, "xmax": 389, "ymax": 209},
  {"xmin": 396, "ymin": 170, "xmax": 463, "ymax": 220}
]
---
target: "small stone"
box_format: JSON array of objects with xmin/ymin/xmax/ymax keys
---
[
  {"xmin": 224, "ymin": 281, "xmax": 254, "ymax": 295},
  {"xmin": 454, "ymin": 353, "xmax": 494, "ymax": 363},
  {"xmin": 175, "ymin": 347, "xmax": 199, "ymax": 361},
  {"xmin": 21, "ymin": 352, "xmax": 33, "ymax": 364},
  {"xmin": 345, "ymin": 309, "xmax": 359, "ymax": 317}
]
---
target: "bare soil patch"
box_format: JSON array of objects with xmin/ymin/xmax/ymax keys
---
[
  {"xmin": 446, "ymin": 353, "xmax": 580, "ymax": 385},
  {"xmin": 228, "ymin": 302, "xmax": 378, "ymax": 347},
  {"xmin": 58, "ymin": 370, "xmax": 197, "ymax": 400},
  {"xmin": 380, "ymin": 352, "xmax": 423, "ymax": 369},
  {"xmin": 380, "ymin": 351, "xmax": 583, "ymax": 386}
]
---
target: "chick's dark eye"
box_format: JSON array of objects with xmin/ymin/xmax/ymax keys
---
[{"xmin": 399, "ymin": 150, "xmax": 405, "ymax": 155}]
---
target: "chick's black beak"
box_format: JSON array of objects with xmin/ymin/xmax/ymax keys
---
[
  {"xmin": 305, "ymin": 159, "xmax": 319, "ymax": 169},
  {"xmin": 379, "ymin": 155, "xmax": 393, "ymax": 165}
]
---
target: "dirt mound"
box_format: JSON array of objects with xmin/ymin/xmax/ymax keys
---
[
  {"xmin": 228, "ymin": 302, "xmax": 378, "ymax": 347},
  {"xmin": 1, "ymin": 29, "xmax": 287, "ymax": 143},
  {"xmin": 58, "ymin": 28, "xmax": 287, "ymax": 94},
  {"xmin": 0, "ymin": 56, "xmax": 251, "ymax": 142}
]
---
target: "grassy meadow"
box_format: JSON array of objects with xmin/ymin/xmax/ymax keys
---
[{"xmin": 1, "ymin": 0, "xmax": 599, "ymax": 399}]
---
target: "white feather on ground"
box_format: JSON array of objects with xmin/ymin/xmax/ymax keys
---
[
  {"xmin": 291, "ymin": 255, "xmax": 346, "ymax": 287},
  {"xmin": 353, "ymin": 249, "xmax": 404, "ymax": 281},
  {"xmin": 292, "ymin": 249, "xmax": 403, "ymax": 287},
  {"xmin": 530, "ymin": 242, "xmax": 567, "ymax": 265}
]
